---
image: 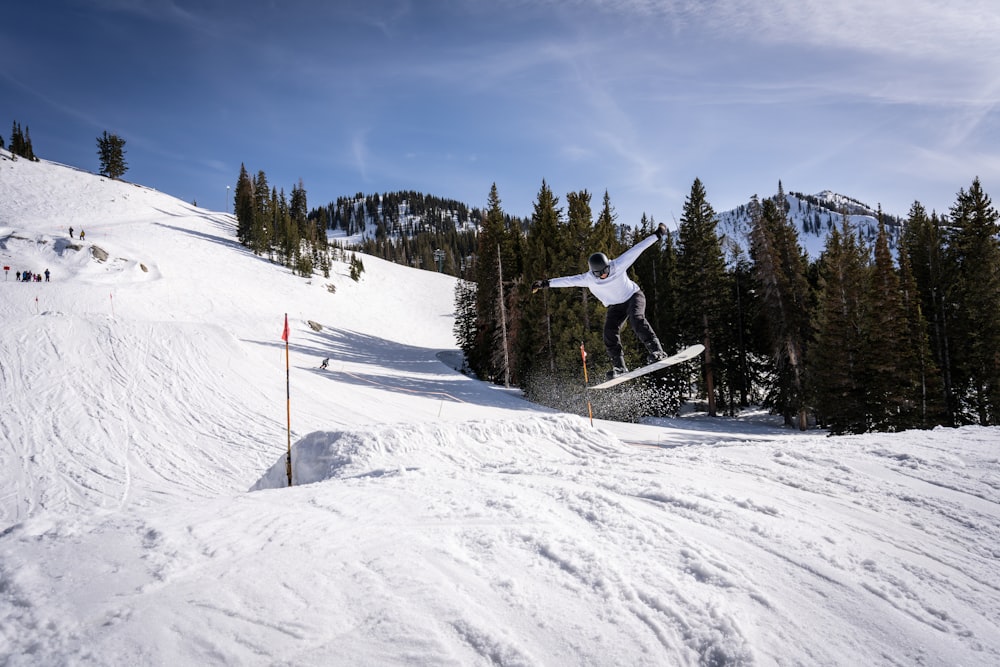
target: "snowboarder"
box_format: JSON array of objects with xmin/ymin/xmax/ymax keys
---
[
  {"xmin": 319, "ymin": 357, "xmax": 329, "ymax": 370},
  {"xmin": 532, "ymin": 223, "xmax": 669, "ymax": 379}
]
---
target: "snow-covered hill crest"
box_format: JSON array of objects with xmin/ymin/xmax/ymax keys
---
[{"xmin": 717, "ymin": 188, "xmax": 904, "ymax": 260}]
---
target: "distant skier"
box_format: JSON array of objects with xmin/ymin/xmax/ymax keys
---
[
  {"xmin": 319, "ymin": 357, "xmax": 329, "ymax": 370},
  {"xmin": 532, "ymin": 223, "xmax": 669, "ymax": 379},
  {"xmin": 69, "ymin": 226, "xmax": 74, "ymax": 238}
]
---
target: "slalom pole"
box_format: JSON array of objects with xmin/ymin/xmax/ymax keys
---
[
  {"xmin": 580, "ymin": 342, "xmax": 594, "ymax": 426},
  {"xmin": 281, "ymin": 313, "xmax": 292, "ymax": 486}
]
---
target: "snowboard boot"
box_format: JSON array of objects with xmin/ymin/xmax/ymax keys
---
[
  {"xmin": 606, "ymin": 353, "xmax": 628, "ymax": 380},
  {"xmin": 646, "ymin": 340, "xmax": 668, "ymax": 365}
]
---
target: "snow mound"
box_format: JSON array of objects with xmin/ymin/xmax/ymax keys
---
[{"xmin": 252, "ymin": 415, "xmax": 623, "ymax": 489}]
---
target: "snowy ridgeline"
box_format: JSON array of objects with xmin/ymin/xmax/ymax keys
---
[{"xmin": 716, "ymin": 190, "xmax": 903, "ymax": 260}]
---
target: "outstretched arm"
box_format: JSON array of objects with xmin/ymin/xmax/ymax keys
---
[
  {"xmin": 533, "ymin": 271, "xmax": 590, "ymax": 293},
  {"xmin": 614, "ymin": 224, "xmax": 668, "ymax": 271}
]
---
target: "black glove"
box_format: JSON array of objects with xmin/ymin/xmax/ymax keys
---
[
  {"xmin": 531, "ymin": 279, "xmax": 549, "ymax": 293},
  {"xmin": 655, "ymin": 223, "xmax": 667, "ymax": 240}
]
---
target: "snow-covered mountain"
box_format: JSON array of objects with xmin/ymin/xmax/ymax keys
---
[
  {"xmin": 717, "ymin": 189, "xmax": 904, "ymax": 260},
  {"xmin": 2, "ymin": 150, "xmax": 998, "ymax": 666}
]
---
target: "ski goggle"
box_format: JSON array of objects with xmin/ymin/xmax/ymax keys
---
[{"xmin": 592, "ymin": 267, "xmax": 609, "ymax": 278}]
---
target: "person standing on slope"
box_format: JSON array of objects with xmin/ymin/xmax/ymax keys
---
[{"xmin": 532, "ymin": 223, "xmax": 669, "ymax": 379}]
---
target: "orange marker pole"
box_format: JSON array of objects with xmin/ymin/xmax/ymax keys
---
[{"xmin": 580, "ymin": 343, "xmax": 594, "ymax": 426}]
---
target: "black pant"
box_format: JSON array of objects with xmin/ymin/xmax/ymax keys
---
[{"xmin": 603, "ymin": 291, "xmax": 659, "ymax": 364}]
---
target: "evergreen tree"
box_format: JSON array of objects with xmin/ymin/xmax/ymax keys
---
[
  {"xmin": 290, "ymin": 180, "xmax": 309, "ymax": 237},
  {"xmin": 675, "ymin": 178, "xmax": 727, "ymax": 416},
  {"xmin": 863, "ymin": 218, "xmax": 914, "ymax": 431},
  {"xmin": 234, "ymin": 164, "xmax": 255, "ymax": 245},
  {"xmin": 897, "ymin": 239, "xmax": 945, "ymax": 428},
  {"xmin": 253, "ymin": 172, "xmax": 273, "ymax": 258},
  {"xmin": 453, "ymin": 279, "xmax": 478, "ymax": 368},
  {"xmin": 749, "ymin": 192, "xmax": 811, "ymax": 428},
  {"xmin": 517, "ymin": 180, "xmax": 565, "ymax": 387},
  {"xmin": 727, "ymin": 249, "xmax": 762, "ymax": 409},
  {"xmin": 471, "ymin": 184, "xmax": 520, "ymax": 385},
  {"xmin": 810, "ymin": 220, "xmax": 868, "ymax": 434},
  {"xmin": 901, "ymin": 202, "xmax": 954, "ymax": 422},
  {"xmin": 96, "ymin": 131, "xmax": 128, "ymax": 179},
  {"xmin": 550, "ymin": 190, "xmax": 604, "ymax": 369},
  {"xmin": 945, "ymin": 178, "xmax": 1000, "ymax": 424},
  {"xmin": 22, "ymin": 125, "xmax": 35, "ymax": 160},
  {"xmin": 8, "ymin": 122, "xmax": 37, "ymax": 160},
  {"xmin": 13, "ymin": 122, "xmax": 24, "ymax": 158},
  {"xmin": 591, "ymin": 191, "xmax": 621, "ymax": 258}
]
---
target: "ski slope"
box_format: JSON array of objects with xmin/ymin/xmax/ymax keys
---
[{"xmin": 1, "ymin": 150, "xmax": 999, "ymax": 666}]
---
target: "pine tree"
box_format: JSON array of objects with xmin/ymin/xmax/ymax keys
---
[
  {"xmin": 252, "ymin": 172, "xmax": 273, "ymax": 258},
  {"xmin": 471, "ymin": 184, "xmax": 520, "ymax": 384},
  {"xmin": 96, "ymin": 131, "xmax": 128, "ymax": 179},
  {"xmin": 749, "ymin": 192, "xmax": 811, "ymax": 429},
  {"xmin": 591, "ymin": 191, "xmax": 621, "ymax": 257},
  {"xmin": 549, "ymin": 190, "xmax": 604, "ymax": 370},
  {"xmin": 454, "ymin": 279, "xmax": 478, "ymax": 368},
  {"xmin": 810, "ymin": 220, "xmax": 868, "ymax": 434},
  {"xmin": 863, "ymin": 218, "xmax": 913, "ymax": 431},
  {"xmin": 22, "ymin": 125, "xmax": 35, "ymax": 160},
  {"xmin": 676, "ymin": 178, "xmax": 727, "ymax": 416},
  {"xmin": 234, "ymin": 164, "xmax": 255, "ymax": 246},
  {"xmin": 945, "ymin": 178, "xmax": 1000, "ymax": 424},
  {"xmin": 897, "ymin": 242, "xmax": 944, "ymax": 428},
  {"xmin": 901, "ymin": 202, "xmax": 954, "ymax": 422},
  {"xmin": 727, "ymin": 250, "xmax": 760, "ymax": 409},
  {"xmin": 518, "ymin": 180, "xmax": 565, "ymax": 384},
  {"xmin": 290, "ymin": 180, "xmax": 309, "ymax": 237},
  {"xmin": 7, "ymin": 121, "xmax": 38, "ymax": 161},
  {"xmin": 9, "ymin": 121, "xmax": 24, "ymax": 159}
]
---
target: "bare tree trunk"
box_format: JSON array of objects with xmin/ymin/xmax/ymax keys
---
[{"xmin": 703, "ymin": 313, "xmax": 716, "ymax": 416}]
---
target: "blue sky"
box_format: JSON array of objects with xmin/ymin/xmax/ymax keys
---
[{"xmin": 4, "ymin": 0, "xmax": 999, "ymax": 228}]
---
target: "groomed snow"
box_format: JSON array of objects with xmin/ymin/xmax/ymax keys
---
[{"xmin": 1, "ymin": 150, "xmax": 998, "ymax": 666}]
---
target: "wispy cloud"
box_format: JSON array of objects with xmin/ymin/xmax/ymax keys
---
[
  {"xmin": 553, "ymin": 0, "xmax": 1000, "ymax": 63},
  {"xmin": 351, "ymin": 131, "xmax": 370, "ymax": 182}
]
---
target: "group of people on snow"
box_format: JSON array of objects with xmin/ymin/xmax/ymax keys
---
[{"xmin": 14, "ymin": 269, "xmax": 50, "ymax": 282}]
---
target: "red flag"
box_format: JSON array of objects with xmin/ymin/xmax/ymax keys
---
[{"xmin": 281, "ymin": 314, "xmax": 289, "ymax": 342}]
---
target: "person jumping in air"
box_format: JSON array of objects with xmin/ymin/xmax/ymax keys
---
[{"xmin": 532, "ymin": 223, "xmax": 669, "ymax": 379}]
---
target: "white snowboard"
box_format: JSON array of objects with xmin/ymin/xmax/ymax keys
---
[{"xmin": 589, "ymin": 344, "xmax": 704, "ymax": 389}]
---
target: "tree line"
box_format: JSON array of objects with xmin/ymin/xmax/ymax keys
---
[
  {"xmin": 455, "ymin": 178, "xmax": 1000, "ymax": 432},
  {"xmin": 233, "ymin": 164, "xmax": 333, "ymax": 278},
  {"xmin": 5, "ymin": 121, "xmax": 37, "ymax": 160}
]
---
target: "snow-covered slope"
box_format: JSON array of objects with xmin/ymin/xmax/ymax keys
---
[
  {"xmin": 2, "ymin": 150, "xmax": 998, "ymax": 666},
  {"xmin": 717, "ymin": 189, "xmax": 904, "ymax": 260}
]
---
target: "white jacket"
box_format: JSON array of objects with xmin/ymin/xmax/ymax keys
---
[{"xmin": 547, "ymin": 234, "xmax": 659, "ymax": 306}]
